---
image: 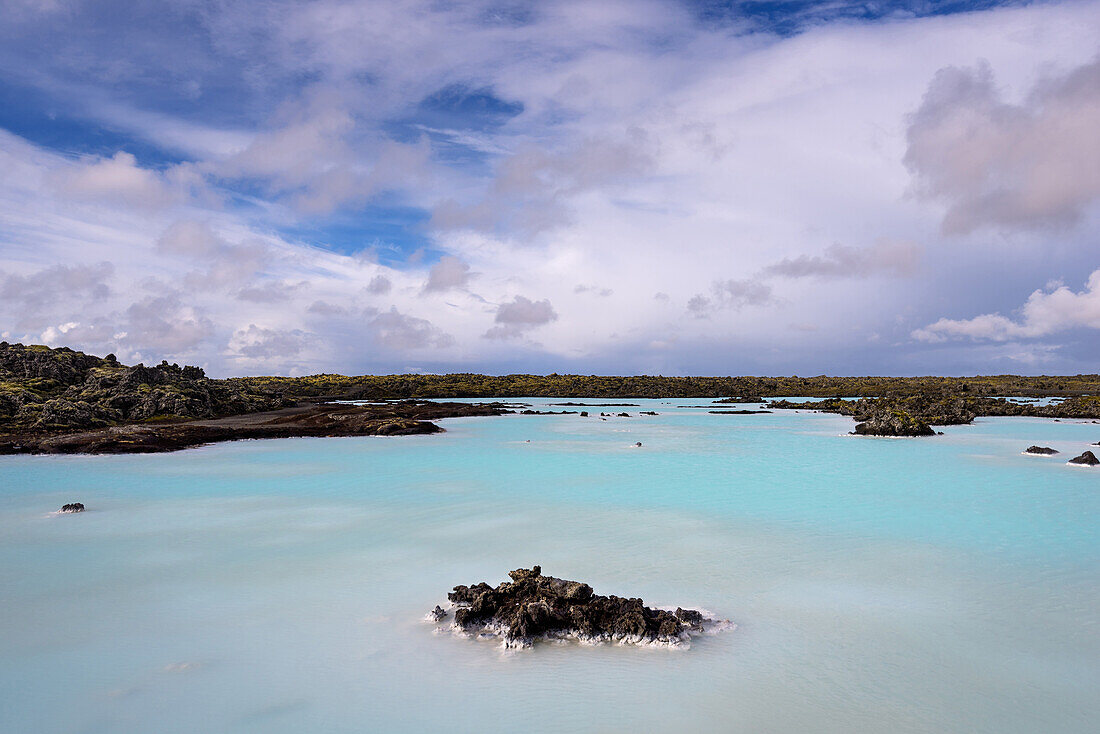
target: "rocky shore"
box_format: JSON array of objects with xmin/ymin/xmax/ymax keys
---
[
  {"xmin": 0, "ymin": 401, "xmax": 507, "ymax": 455},
  {"xmin": 433, "ymin": 566, "xmax": 729, "ymax": 649}
]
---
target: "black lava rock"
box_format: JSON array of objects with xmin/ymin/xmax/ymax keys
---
[
  {"xmin": 1067, "ymin": 450, "xmax": 1099, "ymax": 466},
  {"xmin": 442, "ymin": 566, "xmax": 720, "ymax": 647}
]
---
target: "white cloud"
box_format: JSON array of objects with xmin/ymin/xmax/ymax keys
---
[
  {"xmin": 229, "ymin": 324, "xmax": 314, "ymax": 359},
  {"xmin": 368, "ymin": 307, "xmax": 455, "ymax": 350},
  {"xmin": 687, "ymin": 279, "xmax": 773, "ymax": 317},
  {"xmin": 210, "ymin": 90, "xmax": 431, "ymax": 214},
  {"xmin": 762, "ymin": 240, "xmax": 922, "ymax": 279},
  {"xmin": 484, "ymin": 295, "xmax": 558, "ymax": 339},
  {"xmin": 51, "ymin": 152, "xmax": 199, "ymax": 209},
  {"xmin": 422, "ymin": 255, "xmax": 473, "ymax": 292},
  {"xmin": 366, "ymin": 275, "xmax": 392, "ymax": 295},
  {"xmin": 905, "ymin": 55, "xmax": 1100, "ymax": 233},
  {"xmin": 913, "ymin": 270, "xmax": 1100, "ymax": 342}
]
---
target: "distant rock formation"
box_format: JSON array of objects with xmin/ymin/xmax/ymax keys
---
[
  {"xmin": 2, "ymin": 401, "xmax": 507, "ymax": 455},
  {"xmin": 1067, "ymin": 450, "xmax": 1099, "ymax": 466},
  {"xmin": 440, "ymin": 566, "xmax": 728, "ymax": 648},
  {"xmin": 59, "ymin": 503, "xmax": 85, "ymax": 513},
  {"xmin": 852, "ymin": 409, "xmax": 935, "ymax": 437},
  {"xmin": 1024, "ymin": 446, "xmax": 1059, "ymax": 455}
]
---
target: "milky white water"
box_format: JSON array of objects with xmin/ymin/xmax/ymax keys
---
[{"xmin": 1, "ymin": 399, "xmax": 1097, "ymax": 733}]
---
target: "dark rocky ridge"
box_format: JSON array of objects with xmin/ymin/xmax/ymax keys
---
[
  {"xmin": 439, "ymin": 566, "xmax": 727, "ymax": 648},
  {"xmin": 0, "ymin": 401, "xmax": 507, "ymax": 455},
  {"xmin": 1024, "ymin": 446, "xmax": 1059, "ymax": 455},
  {"xmin": 59, "ymin": 503, "xmax": 84, "ymax": 513}
]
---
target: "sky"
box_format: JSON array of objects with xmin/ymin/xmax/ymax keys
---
[{"xmin": 0, "ymin": 0, "xmax": 1098, "ymax": 377}]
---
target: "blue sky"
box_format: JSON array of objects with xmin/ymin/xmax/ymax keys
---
[{"xmin": 0, "ymin": 0, "xmax": 1097, "ymax": 376}]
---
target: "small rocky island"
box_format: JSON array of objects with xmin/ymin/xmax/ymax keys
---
[
  {"xmin": 852, "ymin": 410, "xmax": 935, "ymax": 437},
  {"xmin": 1024, "ymin": 446, "xmax": 1059, "ymax": 455},
  {"xmin": 59, "ymin": 503, "xmax": 85, "ymax": 513},
  {"xmin": 1068, "ymin": 450, "xmax": 1099, "ymax": 466},
  {"xmin": 432, "ymin": 566, "xmax": 730, "ymax": 649}
]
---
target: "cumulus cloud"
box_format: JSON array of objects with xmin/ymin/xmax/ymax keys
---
[
  {"xmin": 212, "ymin": 90, "xmax": 431, "ymax": 214},
  {"xmin": 51, "ymin": 152, "xmax": 199, "ymax": 209},
  {"xmin": 913, "ymin": 269, "xmax": 1100, "ymax": 342},
  {"xmin": 368, "ymin": 307, "xmax": 454, "ymax": 349},
  {"xmin": 432, "ymin": 134, "xmax": 653, "ymax": 237},
  {"xmin": 366, "ymin": 275, "xmax": 392, "ymax": 294},
  {"xmin": 229, "ymin": 324, "xmax": 314, "ymax": 359},
  {"xmin": 484, "ymin": 295, "xmax": 558, "ymax": 339},
  {"xmin": 762, "ymin": 240, "xmax": 922, "ymax": 279},
  {"xmin": 236, "ymin": 281, "xmax": 305, "ymax": 303},
  {"xmin": 687, "ymin": 279, "xmax": 773, "ymax": 317},
  {"xmin": 307, "ymin": 300, "xmax": 349, "ymax": 316},
  {"xmin": 0, "ymin": 262, "xmax": 113, "ymax": 315},
  {"xmin": 422, "ymin": 256, "xmax": 473, "ymax": 292},
  {"xmin": 905, "ymin": 56, "xmax": 1100, "ymax": 233},
  {"xmin": 157, "ymin": 220, "xmax": 271, "ymax": 292},
  {"xmin": 123, "ymin": 295, "xmax": 213, "ymax": 353}
]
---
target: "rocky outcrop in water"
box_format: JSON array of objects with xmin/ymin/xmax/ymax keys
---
[
  {"xmin": 852, "ymin": 409, "xmax": 935, "ymax": 437},
  {"xmin": 1024, "ymin": 446, "xmax": 1059, "ymax": 455},
  {"xmin": 440, "ymin": 566, "xmax": 726, "ymax": 648},
  {"xmin": 59, "ymin": 503, "xmax": 85, "ymax": 513},
  {"xmin": 1, "ymin": 401, "xmax": 507, "ymax": 455},
  {"xmin": 1068, "ymin": 450, "xmax": 1099, "ymax": 466}
]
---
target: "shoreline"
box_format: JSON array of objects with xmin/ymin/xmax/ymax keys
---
[{"xmin": 0, "ymin": 401, "xmax": 508, "ymax": 456}]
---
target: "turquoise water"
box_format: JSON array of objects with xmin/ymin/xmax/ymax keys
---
[{"xmin": 1, "ymin": 399, "xmax": 1097, "ymax": 733}]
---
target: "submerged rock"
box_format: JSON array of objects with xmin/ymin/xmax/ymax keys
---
[
  {"xmin": 852, "ymin": 409, "xmax": 934, "ymax": 437},
  {"xmin": 1024, "ymin": 446, "xmax": 1059, "ymax": 455},
  {"xmin": 440, "ymin": 566, "xmax": 728, "ymax": 648},
  {"xmin": 1067, "ymin": 450, "xmax": 1099, "ymax": 466},
  {"xmin": 59, "ymin": 503, "xmax": 85, "ymax": 513}
]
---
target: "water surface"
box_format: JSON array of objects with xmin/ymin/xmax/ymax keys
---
[{"xmin": 1, "ymin": 400, "xmax": 1097, "ymax": 733}]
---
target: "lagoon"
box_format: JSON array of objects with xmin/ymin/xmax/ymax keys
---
[{"xmin": 1, "ymin": 399, "xmax": 1097, "ymax": 733}]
